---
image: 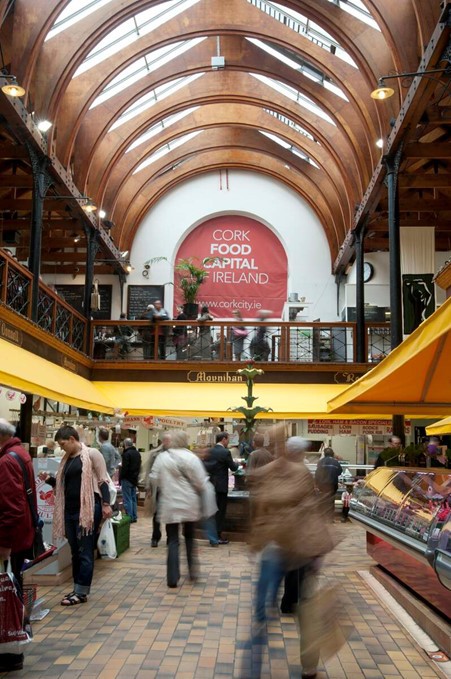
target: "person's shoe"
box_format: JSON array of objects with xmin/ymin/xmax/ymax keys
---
[
  {"xmin": 210, "ymin": 541, "xmax": 219, "ymax": 547},
  {"xmin": 218, "ymin": 538, "xmax": 229, "ymax": 545},
  {"xmin": 0, "ymin": 654, "xmax": 24, "ymax": 672},
  {"xmin": 301, "ymin": 671, "xmax": 317, "ymax": 678},
  {"xmin": 151, "ymin": 539, "xmax": 158, "ymax": 547},
  {"xmin": 130, "ymin": 519, "xmax": 137, "ymax": 523}
]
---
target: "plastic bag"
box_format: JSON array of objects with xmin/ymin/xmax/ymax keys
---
[
  {"xmin": 106, "ymin": 474, "xmax": 117, "ymax": 505},
  {"xmin": 97, "ymin": 519, "xmax": 117, "ymax": 559},
  {"xmin": 201, "ymin": 478, "xmax": 218, "ymax": 519},
  {"xmin": 0, "ymin": 561, "xmax": 33, "ymax": 651}
]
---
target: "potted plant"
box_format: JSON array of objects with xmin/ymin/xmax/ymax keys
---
[{"xmin": 144, "ymin": 256, "xmax": 220, "ymax": 319}]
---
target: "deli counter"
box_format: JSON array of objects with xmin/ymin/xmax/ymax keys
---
[{"xmin": 350, "ymin": 467, "xmax": 451, "ymax": 619}]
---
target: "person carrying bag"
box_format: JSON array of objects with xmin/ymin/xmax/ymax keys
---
[{"xmin": 0, "ymin": 418, "xmax": 38, "ymax": 673}]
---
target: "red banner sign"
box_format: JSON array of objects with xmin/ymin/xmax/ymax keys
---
[{"xmin": 175, "ymin": 216, "xmax": 288, "ymax": 319}]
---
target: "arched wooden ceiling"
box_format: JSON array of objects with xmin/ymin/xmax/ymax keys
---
[{"xmin": 0, "ymin": 0, "xmax": 450, "ymax": 274}]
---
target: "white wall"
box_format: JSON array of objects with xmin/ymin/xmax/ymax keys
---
[
  {"xmin": 126, "ymin": 170, "xmax": 339, "ymax": 321},
  {"xmin": 344, "ymin": 250, "xmax": 451, "ymax": 312}
]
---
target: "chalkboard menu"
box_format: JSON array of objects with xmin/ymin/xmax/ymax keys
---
[
  {"xmin": 127, "ymin": 285, "xmax": 165, "ymax": 319},
  {"xmin": 56, "ymin": 284, "xmax": 112, "ymax": 320}
]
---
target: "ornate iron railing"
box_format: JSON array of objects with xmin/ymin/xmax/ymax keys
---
[
  {"xmin": 0, "ymin": 249, "xmax": 88, "ymax": 353},
  {"xmin": 91, "ymin": 320, "xmax": 391, "ymax": 364}
]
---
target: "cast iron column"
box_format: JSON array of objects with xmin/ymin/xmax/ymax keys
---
[
  {"xmin": 27, "ymin": 144, "xmax": 53, "ymax": 322},
  {"xmin": 354, "ymin": 229, "xmax": 366, "ymax": 362},
  {"xmin": 83, "ymin": 225, "xmax": 100, "ymax": 320},
  {"xmin": 118, "ymin": 271, "xmax": 126, "ymax": 314},
  {"xmin": 385, "ymin": 147, "xmax": 404, "ymax": 441}
]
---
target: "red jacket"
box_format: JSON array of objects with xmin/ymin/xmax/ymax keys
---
[{"xmin": 0, "ymin": 437, "xmax": 37, "ymax": 554}]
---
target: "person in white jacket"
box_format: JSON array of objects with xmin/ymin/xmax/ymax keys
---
[{"xmin": 149, "ymin": 429, "xmax": 212, "ymax": 588}]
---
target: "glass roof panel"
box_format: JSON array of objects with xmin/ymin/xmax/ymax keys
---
[
  {"xmin": 264, "ymin": 110, "xmax": 319, "ymax": 143},
  {"xmin": 127, "ymin": 108, "xmax": 199, "ymax": 152},
  {"xmin": 252, "ymin": 74, "xmax": 336, "ymax": 125},
  {"xmin": 247, "ymin": 39, "xmax": 348, "ymax": 101},
  {"xmin": 133, "ymin": 131, "xmax": 202, "ymax": 174},
  {"xmin": 247, "ymin": 0, "xmax": 357, "ymax": 66},
  {"xmin": 109, "ymin": 74, "xmax": 204, "ymax": 132},
  {"xmin": 259, "ymin": 131, "xmax": 320, "ymax": 168},
  {"xmin": 46, "ymin": 0, "xmax": 113, "ymax": 41},
  {"xmin": 73, "ymin": 0, "xmax": 201, "ymax": 74},
  {"xmin": 90, "ymin": 39, "xmax": 205, "ymax": 108},
  {"xmin": 325, "ymin": 0, "xmax": 380, "ymax": 30}
]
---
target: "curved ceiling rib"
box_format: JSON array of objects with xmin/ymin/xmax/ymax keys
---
[{"xmin": 1, "ymin": 0, "xmax": 448, "ymax": 277}]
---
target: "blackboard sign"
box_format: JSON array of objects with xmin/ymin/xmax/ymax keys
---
[
  {"xmin": 56, "ymin": 284, "xmax": 112, "ymax": 320},
  {"xmin": 127, "ymin": 285, "xmax": 165, "ymax": 320}
]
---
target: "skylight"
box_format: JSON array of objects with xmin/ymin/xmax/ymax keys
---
[
  {"xmin": 90, "ymin": 39, "xmax": 205, "ymax": 108},
  {"xmin": 53, "ymin": 0, "xmax": 200, "ymax": 69},
  {"xmin": 247, "ymin": 38, "xmax": 348, "ymax": 101},
  {"xmin": 126, "ymin": 108, "xmax": 199, "ymax": 152},
  {"xmin": 252, "ymin": 74, "xmax": 336, "ymax": 125},
  {"xmin": 109, "ymin": 74, "xmax": 204, "ymax": 132},
  {"xmin": 259, "ymin": 130, "xmax": 320, "ymax": 168},
  {"xmin": 46, "ymin": 0, "xmax": 113, "ymax": 41},
  {"xmin": 325, "ymin": 0, "xmax": 380, "ymax": 31},
  {"xmin": 247, "ymin": 0, "xmax": 357, "ymax": 66},
  {"xmin": 264, "ymin": 110, "xmax": 319, "ymax": 144},
  {"xmin": 133, "ymin": 131, "xmax": 202, "ymax": 174}
]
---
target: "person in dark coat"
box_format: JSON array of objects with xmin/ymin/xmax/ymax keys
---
[
  {"xmin": 314, "ymin": 447, "xmax": 343, "ymax": 521},
  {"xmin": 0, "ymin": 419, "xmax": 38, "ymax": 673},
  {"xmin": 120, "ymin": 439, "xmax": 142, "ymax": 522},
  {"xmin": 204, "ymin": 432, "xmax": 238, "ymax": 544}
]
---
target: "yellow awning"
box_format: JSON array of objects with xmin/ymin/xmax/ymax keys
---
[
  {"xmin": 93, "ymin": 381, "xmax": 391, "ymax": 419},
  {"xmin": 327, "ymin": 297, "xmax": 451, "ymax": 416},
  {"xmin": 0, "ymin": 338, "xmax": 115, "ymax": 413},
  {"xmin": 426, "ymin": 416, "xmax": 451, "ymax": 435}
]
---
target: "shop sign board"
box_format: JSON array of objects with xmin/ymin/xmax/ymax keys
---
[
  {"xmin": 176, "ymin": 215, "xmax": 288, "ymax": 319},
  {"xmin": 307, "ymin": 419, "xmax": 412, "ymax": 436},
  {"xmin": 122, "ymin": 415, "xmax": 186, "ymax": 430}
]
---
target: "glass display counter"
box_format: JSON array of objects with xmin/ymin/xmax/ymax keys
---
[{"xmin": 350, "ymin": 467, "xmax": 451, "ymax": 618}]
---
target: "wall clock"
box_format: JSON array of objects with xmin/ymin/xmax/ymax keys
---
[{"xmin": 363, "ymin": 262, "xmax": 374, "ymax": 282}]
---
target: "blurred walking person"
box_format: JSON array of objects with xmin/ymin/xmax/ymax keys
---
[
  {"xmin": 248, "ymin": 436, "xmax": 334, "ymax": 678},
  {"xmin": 149, "ymin": 430, "xmax": 211, "ymax": 587}
]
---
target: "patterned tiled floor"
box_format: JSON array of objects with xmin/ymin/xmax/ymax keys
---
[{"xmin": 4, "ymin": 518, "xmax": 446, "ymax": 678}]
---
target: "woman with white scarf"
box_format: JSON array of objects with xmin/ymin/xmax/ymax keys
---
[{"xmin": 40, "ymin": 426, "xmax": 112, "ymax": 605}]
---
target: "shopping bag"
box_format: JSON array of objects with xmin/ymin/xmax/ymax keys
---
[
  {"xmin": 0, "ymin": 562, "xmax": 33, "ymax": 652},
  {"xmin": 97, "ymin": 519, "xmax": 117, "ymax": 559},
  {"xmin": 106, "ymin": 474, "xmax": 117, "ymax": 505},
  {"xmin": 200, "ymin": 478, "xmax": 218, "ymax": 519}
]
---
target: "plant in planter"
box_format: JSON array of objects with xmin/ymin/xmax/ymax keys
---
[{"xmin": 144, "ymin": 256, "xmax": 221, "ymax": 318}]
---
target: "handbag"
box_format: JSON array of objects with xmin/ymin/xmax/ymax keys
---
[
  {"xmin": 0, "ymin": 561, "xmax": 33, "ymax": 651},
  {"xmin": 8, "ymin": 451, "xmax": 46, "ymax": 560},
  {"xmin": 169, "ymin": 451, "xmax": 217, "ymax": 519}
]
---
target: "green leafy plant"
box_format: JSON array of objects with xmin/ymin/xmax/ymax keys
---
[{"xmin": 144, "ymin": 256, "xmax": 221, "ymax": 304}]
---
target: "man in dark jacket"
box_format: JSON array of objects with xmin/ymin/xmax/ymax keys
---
[
  {"xmin": 0, "ymin": 418, "xmax": 37, "ymax": 673},
  {"xmin": 204, "ymin": 432, "xmax": 238, "ymax": 544},
  {"xmin": 314, "ymin": 447, "xmax": 343, "ymax": 521},
  {"xmin": 119, "ymin": 439, "xmax": 142, "ymax": 522}
]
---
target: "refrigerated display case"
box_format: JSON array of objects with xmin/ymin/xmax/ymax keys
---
[{"xmin": 350, "ymin": 467, "xmax": 451, "ymax": 619}]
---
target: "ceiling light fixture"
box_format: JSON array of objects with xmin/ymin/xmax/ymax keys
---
[
  {"xmin": 44, "ymin": 193, "xmax": 97, "ymax": 213},
  {"xmin": 376, "ymin": 138, "xmax": 384, "ymax": 148},
  {"xmin": 371, "ymin": 66, "xmax": 450, "ymax": 99},
  {"xmin": 1, "ymin": 75, "xmax": 26, "ymax": 98},
  {"xmin": 37, "ymin": 119, "xmax": 52, "ymax": 132},
  {"xmin": 120, "ymin": 250, "xmax": 129, "ymax": 258},
  {"xmin": 0, "ymin": 43, "xmax": 26, "ymax": 97},
  {"xmin": 98, "ymin": 209, "xmax": 106, "ymax": 219}
]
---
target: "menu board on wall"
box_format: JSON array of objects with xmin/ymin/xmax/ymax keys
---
[
  {"xmin": 127, "ymin": 285, "xmax": 165, "ymax": 319},
  {"xmin": 55, "ymin": 285, "xmax": 112, "ymax": 320}
]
